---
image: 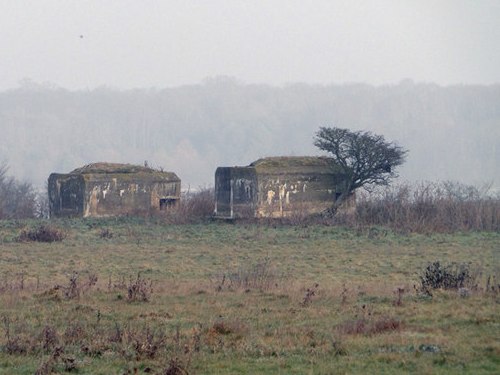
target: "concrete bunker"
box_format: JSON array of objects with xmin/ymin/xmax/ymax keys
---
[
  {"xmin": 48, "ymin": 163, "xmax": 180, "ymax": 218},
  {"xmin": 214, "ymin": 156, "xmax": 348, "ymax": 219}
]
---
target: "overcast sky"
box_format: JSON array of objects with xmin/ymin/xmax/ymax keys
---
[{"xmin": 1, "ymin": 0, "xmax": 500, "ymax": 90}]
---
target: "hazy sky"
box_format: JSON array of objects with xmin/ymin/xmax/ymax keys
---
[{"xmin": 1, "ymin": 0, "xmax": 500, "ymax": 90}]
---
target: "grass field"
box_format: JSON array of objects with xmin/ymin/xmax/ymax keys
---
[{"xmin": 0, "ymin": 218, "xmax": 498, "ymax": 374}]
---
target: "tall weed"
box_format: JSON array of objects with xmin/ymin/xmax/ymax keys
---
[
  {"xmin": 161, "ymin": 188, "xmax": 214, "ymax": 224},
  {"xmin": 351, "ymin": 181, "xmax": 499, "ymax": 232}
]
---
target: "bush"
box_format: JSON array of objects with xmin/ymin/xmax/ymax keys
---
[
  {"xmin": 0, "ymin": 162, "xmax": 38, "ymax": 219},
  {"xmin": 213, "ymin": 258, "xmax": 282, "ymax": 291},
  {"xmin": 18, "ymin": 224, "xmax": 66, "ymax": 242},
  {"xmin": 418, "ymin": 261, "xmax": 479, "ymax": 295},
  {"xmin": 350, "ymin": 181, "xmax": 499, "ymax": 233},
  {"xmin": 127, "ymin": 273, "xmax": 152, "ymax": 302},
  {"xmin": 161, "ymin": 188, "xmax": 214, "ymax": 224},
  {"xmin": 337, "ymin": 316, "xmax": 402, "ymax": 336}
]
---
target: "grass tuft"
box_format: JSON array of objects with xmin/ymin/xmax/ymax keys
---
[{"xmin": 18, "ymin": 224, "xmax": 65, "ymax": 242}]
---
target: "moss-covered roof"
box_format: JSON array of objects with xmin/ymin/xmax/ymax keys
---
[
  {"xmin": 69, "ymin": 163, "xmax": 179, "ymax": 181},
  {"xmin": 250, "ymin": 156, "xmax": 341, "ymax": 174}
]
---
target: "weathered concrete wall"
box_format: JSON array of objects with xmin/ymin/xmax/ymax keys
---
[
  {"xmin": 49, "ymin": 164, "xmax": 180, "ymax": 218},
  {"xmin": 255, "ymin": 172, "xmax": 340, "ymax": 217},
  {"xmin": 82, "ymin": 175, "xmax": 180, "ymax": 217},
  {"xmin": 48, "ymin": 174, "xmax": 85, "ymax": 217},
  {"xmin": 215, "ymin": 167, "xmax": 257, "ymax": 218},
  {"xmin": 214, "ymin": 157, "xmax": 348, "ymax": 219}
]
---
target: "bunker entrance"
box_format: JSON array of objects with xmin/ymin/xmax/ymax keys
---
[{"xmin": 159, "ymin": 197, "xmax": 179, "ymax": 210}]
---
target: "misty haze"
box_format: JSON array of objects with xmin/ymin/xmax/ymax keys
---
[
  {"xmin": 1, "ymin": 1, "xmax": 499, "ymax": 192},
  {"xmin": 1, "ymin": 79, "xmax": 499, "ymax": 192}
]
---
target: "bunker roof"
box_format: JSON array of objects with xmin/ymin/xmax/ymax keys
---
[
  {"xmin": 249, "ymin": 156, "xmax": 341, "ymax": 174},
  {"xmin": 68, "ymin": 163, "xmax": 179, "ymax": 181}
]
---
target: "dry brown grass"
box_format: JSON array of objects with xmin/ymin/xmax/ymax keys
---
[
  {"xmin": 350, "ymin": 181, "xmax": 500, "ymax": 233},
  {"xmin": 0, "ymin": 220, "xmax": 498, "ymax": 374},
  {"xmin": 160, "ymin": 188, "xmax": 214, "ymax": 224},
  {"xmin": 337, "ymin": 316, "xmax": 403, "ymax": 336}
]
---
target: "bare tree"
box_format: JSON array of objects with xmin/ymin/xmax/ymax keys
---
[
  {"xmin": 0, "ymin": 162, "xmax": 37, "ymax": 219},
  {"xmin": 314, "ymin": 127, "xmax": 408, "ymax": 212},
  {"xmin": 0, "ymin": 162, "xmax": 11, "ymax": 218}
]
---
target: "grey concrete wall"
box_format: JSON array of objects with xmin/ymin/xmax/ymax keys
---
[
  {"xmin": 48, "ymin": 173, "xmax": 85, "ymax": 218},
  {"xmin": 255, "ymin": 172, "xmax": 338, "ymax": 217},
  {"xmin": 49, "ymin": 172, "xmax": 180, "ymax": 218},
  {"xmin": 214, "ymin": 167, "xmax": 257, "ymax": 218}
]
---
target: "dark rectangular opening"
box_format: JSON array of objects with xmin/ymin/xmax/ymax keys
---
[{"xmin": 160, "ymin": 197, "xmax": 178, "ymax": 210}]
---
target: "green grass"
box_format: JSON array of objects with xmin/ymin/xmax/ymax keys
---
[{"xmin": 0, "ymin": 218, "xmax": 498, "ymax": 374}]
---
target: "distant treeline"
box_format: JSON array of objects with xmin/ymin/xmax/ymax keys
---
[{"xmin": 0, "ymin": 78, "xmax": 499, "ymax": 188}]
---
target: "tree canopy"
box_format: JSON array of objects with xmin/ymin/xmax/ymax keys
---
[{"xmin": 314, "ymin": 127, "xmax": 408, "ymax": 206}]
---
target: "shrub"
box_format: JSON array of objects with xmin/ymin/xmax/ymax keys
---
[
  {"xmin": 300, "ymin": 283, "xmax": 319, "ymax": 307},
  {"xmin": 99, "ymin": 228, "xmax": 113, "ymax": 239},
  {"xmin": 161, "ymin": 188, "xmax": 214, "ymax": 224},
  {"xmin": 18, "ymin": 224, "xmax": 66, "ymax": 242},
  {"xmin": 39, "ymin": 325, "xmax": 59, "ymax": 353},
  {"xmin": 127, "ymin": 273, "xmax": 152, "ymax": 302},
  {"xmin": 213, "ymin": 258, "xmax": 282, "ymax": 291},
  {"xmin": 130, "ymin": 327, "xmax": 166, "ymax": 359},
  {"xmin": 0, "ymin": 162, "xmax": 38, "ymax": 219},
  {"xmin": 337, "ymin": 316, "xmax": 402, "ymax": 336},
  {"xmin": 350, "ymin": 181, "xmax": 499, "ymax": 233},
  {"xmin": 418, "ymin": 261, "xmax": 479, "ymax": 295},
  {"xmin": 211, "ymin": 321, "xmax": 231, "ymax": 335},
  {"xmin": 161, "ymin": 357, "xmax": 189, "ymax": 375},
  {"xmin": 486, "ymin": 274, "xmax": 500, "ymax": 294}
]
